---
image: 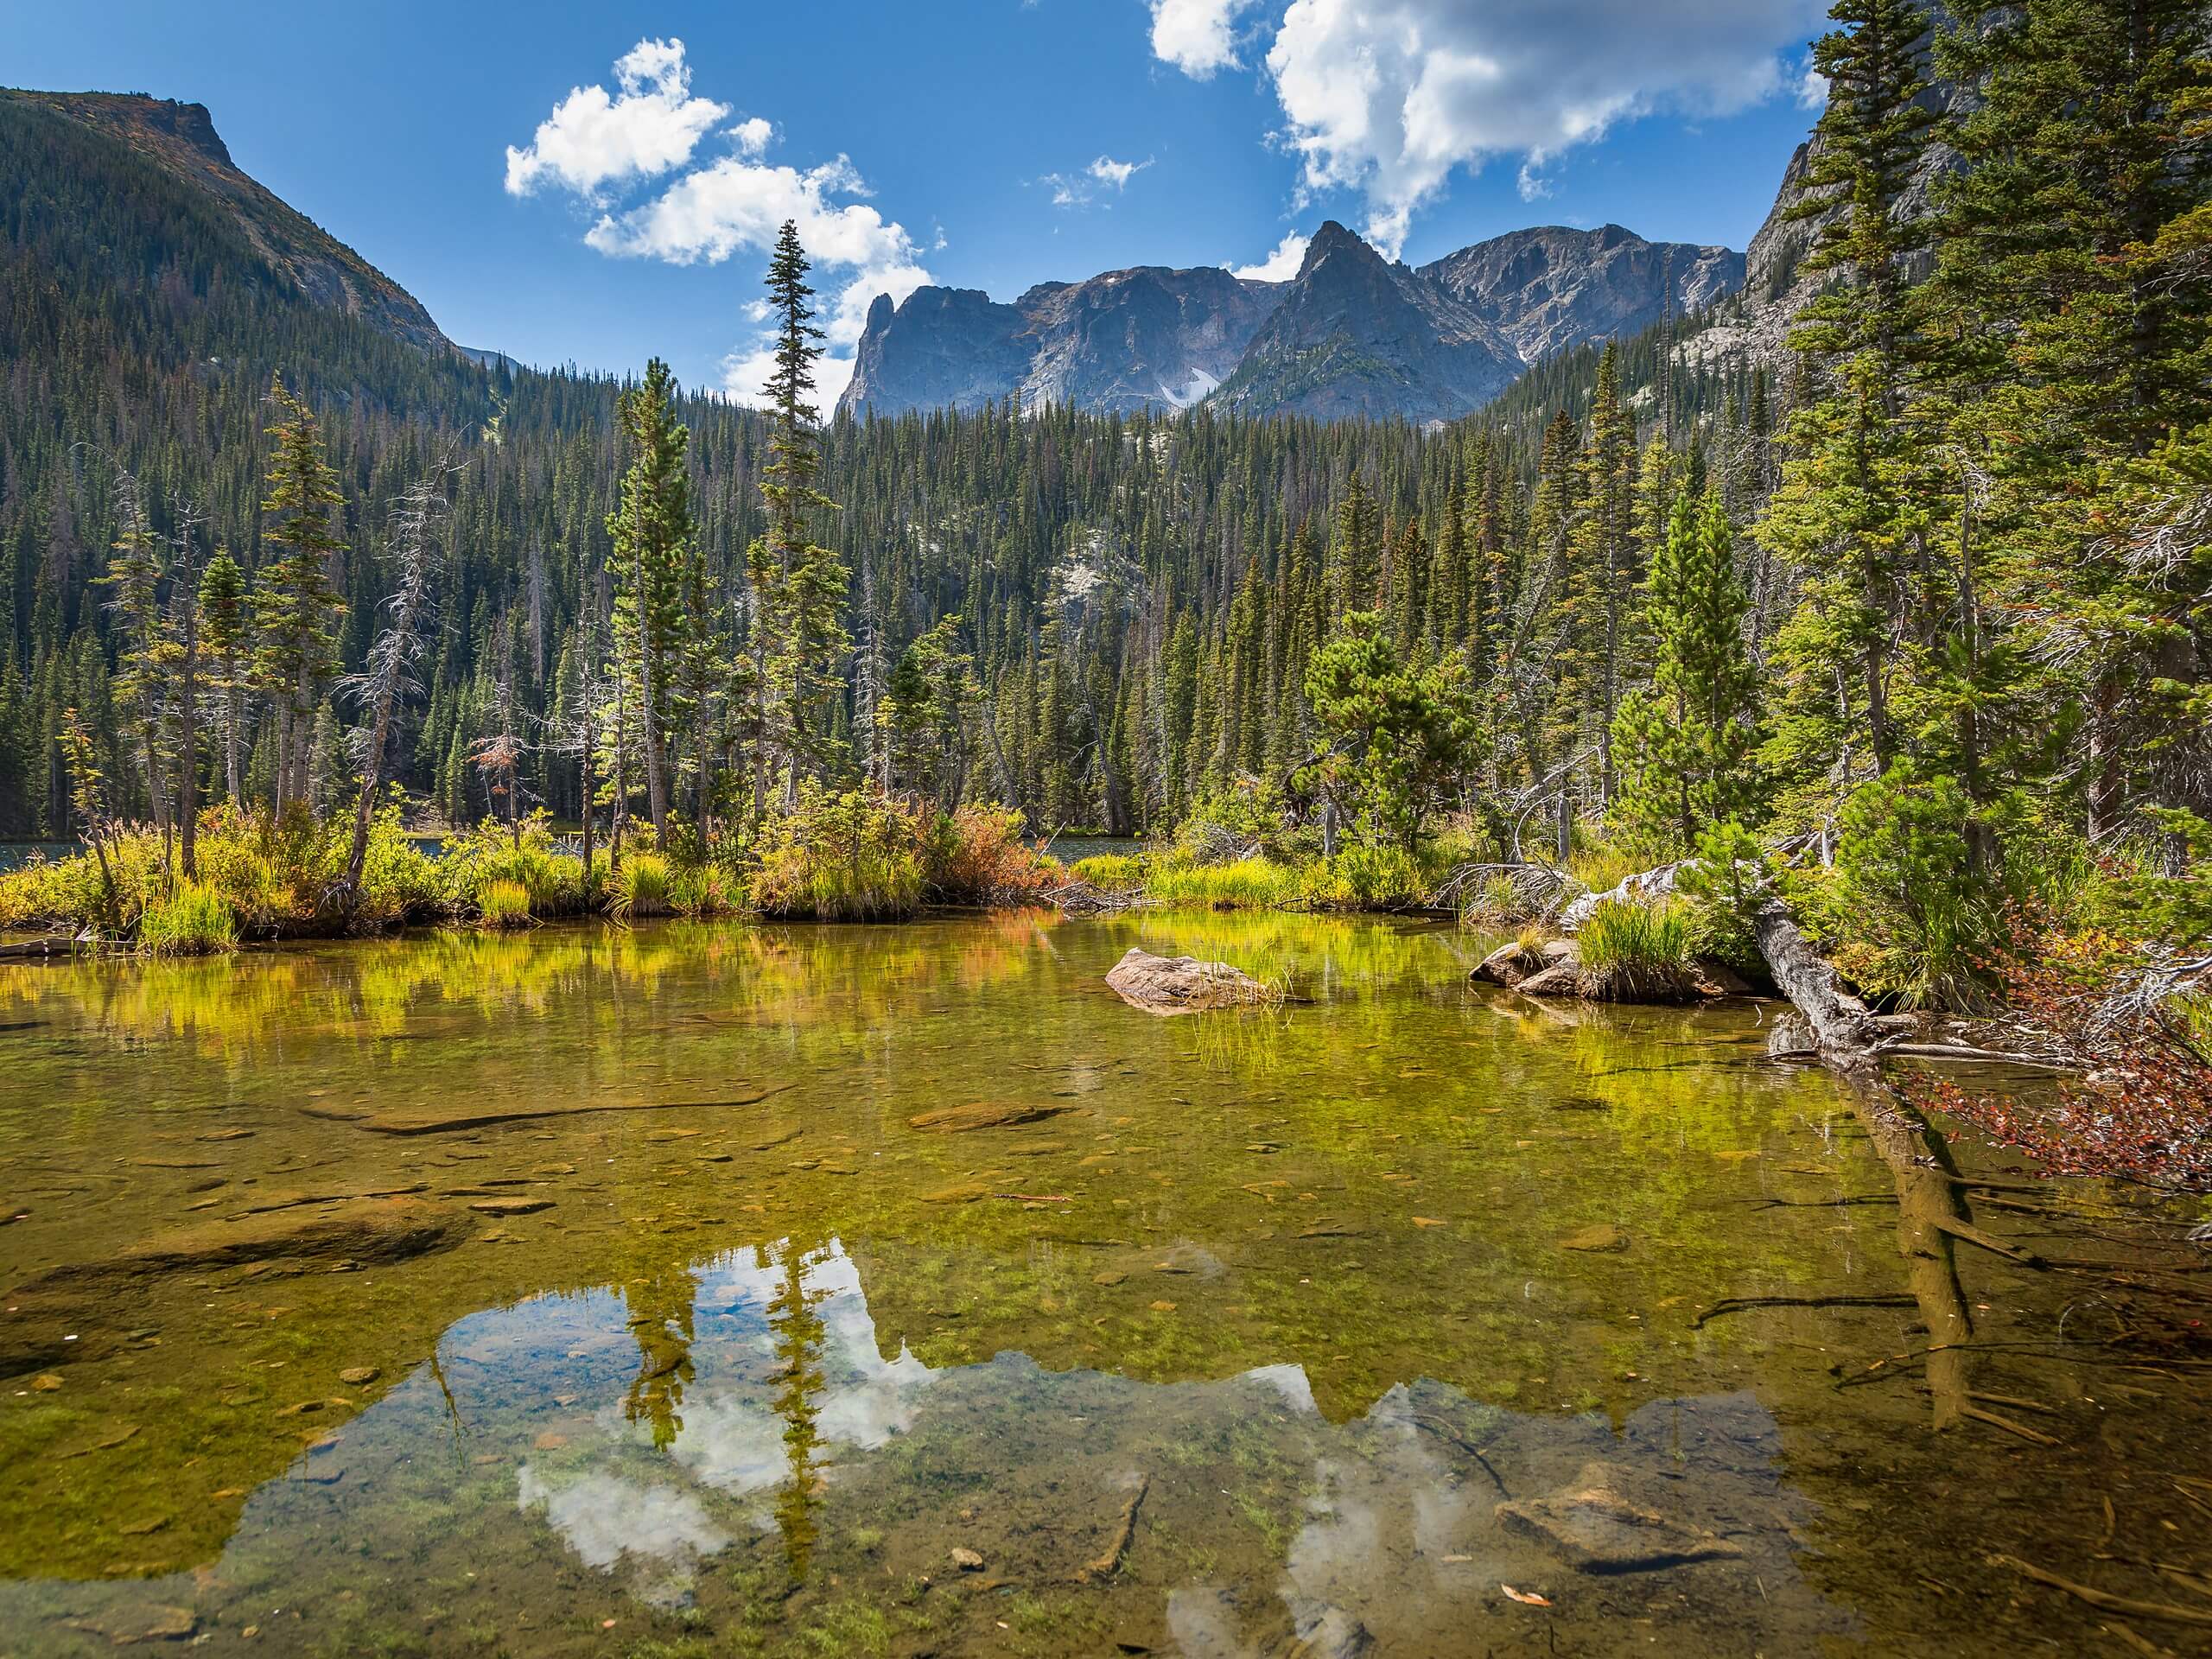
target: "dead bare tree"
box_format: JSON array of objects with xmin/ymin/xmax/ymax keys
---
[{"xmin": 337, "ymin": 463, "xmax": 450, "ymax": 899}]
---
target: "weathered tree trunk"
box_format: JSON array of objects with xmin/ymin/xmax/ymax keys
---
[
  {"xmin": 1753, "ymin": 899, "xmax": 1885, "ymax": 1062},
  {"xmin": 178, "ymin": 602, "xmax": 200, "ymax": 880}
]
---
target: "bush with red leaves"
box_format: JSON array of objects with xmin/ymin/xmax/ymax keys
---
[{"xmin": 1900, "ymin": 926, "xmax": 2212, "ymax": 1191}]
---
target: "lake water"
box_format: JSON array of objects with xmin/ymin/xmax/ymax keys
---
[{"xmin": 1, "ymin": 912, "xmax": 2206, "ymax": 1656}]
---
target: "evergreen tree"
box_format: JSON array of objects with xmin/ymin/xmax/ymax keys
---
[
  {"xmin": 251, "ymin": 375, "xmax": 347, "ymax": 817},
  {"xmin": 746, "ymin": 221, "xmax": 849, "ymax": 810},
  {"xmin": 606, "ymin": 357, "xmax": 692, "ymax": 842},
  {"xmin": 1613, "ymin": 492, "xmax": 1765, "ymax": 849}
]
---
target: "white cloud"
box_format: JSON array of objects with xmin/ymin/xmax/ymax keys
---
[
  {"xmin": 1253, "ymin": 0, "xmax": 1830, "ymax": 256},
  {"xmin": 1040, "ymin": 155, "xmax": 1154, "ymax": 211},
  {"xmin": 505, "ymin": 38, "xmax": 729, "ymax": 199},
  {"xmin": 1149, "ymin": 0, "xmax": 1261, "ymax": 79},
  {"xmin": 1089, "ymin": 155, "xmax": 1152, "ymax": 191},
  {"xmin": 510, "ymin": 46, "xmax": 935, "ymax": 410},
  {"xmin": 1229, "ymin": 230, "xmax": 1309, "ymax": 282},
  {"xmin": 1796, "ymin": 60, "xmax": 1829, "ymax": 110},
  {"xmin": 1516, "ymin": 162, "xmax": 1553, "ymax": 202}
]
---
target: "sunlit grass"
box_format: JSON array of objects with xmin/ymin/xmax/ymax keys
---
[{"xmin": 137, "ymin": 881, "xmax": 238, "ymax": 955}]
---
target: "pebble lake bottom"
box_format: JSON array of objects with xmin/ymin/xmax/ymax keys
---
[{"xmin": 1, "ymin": 910, "xmax": 2207, "ymax": 1656}]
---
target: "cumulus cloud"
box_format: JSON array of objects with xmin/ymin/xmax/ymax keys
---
[
  {"xmin": 509, "ymin": 39, "xmax": 933, "ymax": 409},
  {"xmin": 1796, "ymin": 60, "xmax": 1830, "ymax": 110},
  {"xmin": 505, "ymin": 38, "xmax": 729, "ymax": 199},
  {"xmin": 1149, "ymin": 0, "xmax": 1262, "ymax": 79},
  {"xmin": 1229, "ymin": 230, "xmax": 1309, "ymax": 282},
  {"xmin": 1222, "ymin": 0, "xmax": 1827, "ymax": 256}
]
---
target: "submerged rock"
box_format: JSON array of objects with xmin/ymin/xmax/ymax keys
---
[
  {"xmin": 1104, "ymin": 948, "xmax": 1272, "ymax": 1015},
  {"xmin": 1496, "ymin": 1465, "xmax": 1745, "ymax": 1573},
  {"xmin": 467, "ymin": 1197, "xmax": 553, "ymax": 1217},
  {"xmin": 1558, "ymin": 1224, "xmax": 1629, "ymax": 1253},
  {"xmin": 909, "ymin": 1102, "xmax": 1077, "ymax": 1133},
  {"xmin": 22, "ymin": 1198, "xmax": 470, "ymax": 1290}
]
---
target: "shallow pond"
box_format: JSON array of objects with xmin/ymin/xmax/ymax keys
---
[{"xmin": 1, "ymin": 912, "xmax": 2207, "ymax": 1657}]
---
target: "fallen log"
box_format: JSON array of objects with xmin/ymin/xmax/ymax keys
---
[
  {"xmin": 1753, "ymin": 900, "xmax": 1886, "ymax": 1065},
  {"xmin": 0, "ymin": 936, "xmax": 75, "ymax": 961}
]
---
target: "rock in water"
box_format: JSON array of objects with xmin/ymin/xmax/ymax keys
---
[
  {"xmin": 22, "ymin": 1198, "xmax": 470, "ymax": 1290},
  {"xmin": 1513, "ymin": 963, "xmax": 1582, "ymax": 998},
  {"xmin": 1558, "ymin": 1224, "xmax": 1628, "ymax": 1253},
  {"xmin": 1471, "ymin": 940, "xmax": 1541, "ymax": 988},
  {"xmin": 1104, "ymin": 948, "xmax": 1270, "ymax": 1015},
  {"xmin": 909, "ymin": 1102, "xmax": 1077, "ymax": 1133},
  {"xmin": 1496, "ymin": 1465, "xmax": 1745, "ymax": 1573}
]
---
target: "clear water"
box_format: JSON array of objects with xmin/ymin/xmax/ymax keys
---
[{"xmin": 1, "ymin": 913, "xmax": 2206, "ymax": 1656}]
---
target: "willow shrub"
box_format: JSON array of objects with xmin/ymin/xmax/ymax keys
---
[
  {"xmin": 918, "ymin": 805, "xmax": 1060, "ymax": 906},
  {"xmin": 750, "ymin": 785, "xmax": 924, "ymax": 922},
  {"xmin": 440, "ymin": 813, "xmax": 587, "ymax": 918}
]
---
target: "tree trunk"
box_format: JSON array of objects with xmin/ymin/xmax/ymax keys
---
[
  {"xmin": 1753, "ymin": 899, "xmax": 1885, "ymax": 1062},
  {"xmin": 178, "ymin": 607, "xmax": 200, "ymax": 880}
]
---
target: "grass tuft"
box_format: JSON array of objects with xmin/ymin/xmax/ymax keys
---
[{"xmin": 137, "ymin": 881, "xmax": 238, "ymax": 955}]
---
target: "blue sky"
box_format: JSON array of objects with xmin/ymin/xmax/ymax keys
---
[{"xmin": 11, "ymin": 0, "xmax": 1831, "ymax": 402}]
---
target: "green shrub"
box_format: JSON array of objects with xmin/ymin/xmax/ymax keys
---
[
  {"xmin": 751, "ymin": 786, "xmax": 923, "ymax": 922},
  {"xmin": 612, "ymin": 853, "xmax": 673, "ymax": 920},
  {"xmin": 137, "ymin": 881, "xmax": 238, "ymax": 955},
  {"xmin": 1674, "ymin": 819, "xmax": 1772, "ymax": 972},
  {"xmin": 1306, "ymin": 843, "xmax": 1425, "ymax": 908},
  {"xmin": 1814, "ymin": 763, "xmax": 2016, "ymax": 1011}
]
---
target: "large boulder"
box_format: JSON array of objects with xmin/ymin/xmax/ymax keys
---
[{"xmin": 1104, "ymin": 948, "xmax": 1272, "ymax": 1015}]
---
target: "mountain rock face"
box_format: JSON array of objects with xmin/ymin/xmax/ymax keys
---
[
  {"xmin": 842, "ymin": 265, "xmax": 1284, "ymax": 417},
  {"xmin": 7, "ymin": 90, "xmax": 452, "ymax": 354},
  {"xmin": 1211, "ymin": 221, "xmax": 1522, "ymax": 423},
  {"xmin": 1685, "ymin": 15, "xmax": 1970, "ymax": 372},
  {"xmin": 1421, "ymin": 225, "xmax": 1744, "ymax": 363},
  {"xmin": 842, "ymin": 219, "xmax": 1745, "ymax": 425}
]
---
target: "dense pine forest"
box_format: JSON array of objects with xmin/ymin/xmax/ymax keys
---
[{"xmin": 3, "ymin": 0, "xmax": 2209, "ymax": 1062}]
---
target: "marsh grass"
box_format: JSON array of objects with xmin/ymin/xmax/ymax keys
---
[
  {"xmin": 475, "ymin": 878, "xmax": 534, "ymax": 931},
  {"xmin": 1576, "ymin": 898, "xmax": 1703, "ymax": 1003},
  {"xmin": 137, "ymin": 881, "xmax": 238, "ymax": 955},
  {"xmin": 612, "ymin": 853, "xmax": 673, "ymax": 920}
]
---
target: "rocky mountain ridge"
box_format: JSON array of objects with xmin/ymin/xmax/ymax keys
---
[{"xmin": 842, "ymin": 220, "xmax": 1745, "ymax": 425}]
